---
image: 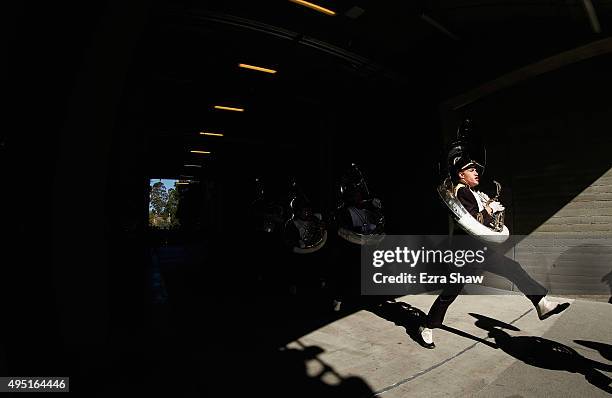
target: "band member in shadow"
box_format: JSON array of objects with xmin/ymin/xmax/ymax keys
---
[
  {"xmin": 471, "ymin": 313, "xmax": 612, "ymax": 393},
  {"xmin": 330, "ymin": 163, "xmax": 385, "ymax": 311},
  {"xmin": 417, "ymin": 156, "xmax": 570, "ymax": 349},
  {"xmin": 282, "ymin": 180, "xmax": 328, "ymax": 295},
  {"xmin": 248, "ymin": 177, "xmax": 289, "ymax": 294}
]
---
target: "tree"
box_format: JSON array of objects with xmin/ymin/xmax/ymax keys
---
[
  {"xmin": 150, "ymin": 181, "xmax": 168, "ymax": 217},
  {"xmin": 163, "ymin": 188, "xmax": 180, "ymax": 228}
]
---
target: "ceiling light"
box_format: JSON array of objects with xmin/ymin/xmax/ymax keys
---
[
  {"xmin": 238, "ymin": 63, "xmax": 277, "ymax": 74},
  {"xmin": 214, "ymin": 105, "xmax": 244, "ymax": 112},
  {"xmin": 184, "ymin": 164, "xmax": 202, "ymax": 168},
  {"xmin": 200, "ymin": 132, "xmax": 224, "ymax": 137},
  {"xmin": 289, "ymin": 0, "xmax": 336, "ymax": 16},
  {"xmin": 190, "ymin": 150, "xmax": 211, "ymax": 154}
]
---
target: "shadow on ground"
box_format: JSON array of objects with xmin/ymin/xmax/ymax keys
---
[
  {"xmin": 370, "ymin": 300, "xmax": 498, "ymax": 348},
  {"xmin": 470, "ymin": 313, "xmax": 612, "ymax": 394},
  {"xmin": 251, "ymin": 343, "xmax": 376, "ymax": 398},
  {"xmin": 368, "ymin": 300, "xmax": 430, "ymax": 348},
  {"xmin": 601, "ymin": 269, "xmax": 612, "ymax": 304},
  {"xmin": 369, "ymin": 303, "xmax": 612, "ymax": 394},
  {"xmin": 575, "ymin": 340, "xmax": 612, "ymax": 362}
]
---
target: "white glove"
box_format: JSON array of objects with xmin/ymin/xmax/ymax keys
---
[{"xmin": 489, "ymin": 201, "xmax": 505, "ymax": 213}]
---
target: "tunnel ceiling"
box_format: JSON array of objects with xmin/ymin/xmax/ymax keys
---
[{"xmin": 135, "ymin": 0, "xmax": 612, "ymax": 178}]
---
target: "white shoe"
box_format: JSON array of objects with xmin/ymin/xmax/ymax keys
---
[
  {"xmin": 536, "ymin": 297, "xmax": 570, "ymax": 320},
  {"xmin": 421, "ymin": 327, "xmax": 433, "ymax": 344},
  {"xmin": 417, "ymin": 326, "xmax": 435, "ymax": 349}
]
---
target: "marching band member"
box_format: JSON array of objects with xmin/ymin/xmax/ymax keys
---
[
  {"xmin": 417, "ymin": 156, "xmax": 570, "ymax": 349},
  {"xmin": 332, "ymin": 164, "xmax": 385, "ymax": 311},
  {"xmin": 453, "ymin": 158, "xmax": 501, "ymax": 229}
]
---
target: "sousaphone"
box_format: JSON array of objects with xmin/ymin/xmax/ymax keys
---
[
  {"xmin": 335, "ymin": 163, "xmax": 385, "ymax": 245},
  {"xmin": 282, "ymin": 181, "xmax": 328, "ymax": 254},
  {"xmin": 438, "ymin": 119, "xmax": 509, "ymax": 244}
]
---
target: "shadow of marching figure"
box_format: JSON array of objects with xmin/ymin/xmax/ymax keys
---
[
  {"xmin": 575, "ymin": 340, "xmax": 612, "ymax": 362},
  {"xmin": 470, "ymin": 313, "xmax": 612, "ymax": 394},
  {"xmin": 602, "ymin": 269, "xmax": 612, "ymax": 304},
  {"xmin": 368, "ymin": 300, "xmax": 440, "ymax": 348},
  {"xmin": 370, "ymin": 300, "xmax": 500, "ymax": 349},
  {"xmin": 252, "ymin": 342, "xmax": 376, "ymax": 398}
]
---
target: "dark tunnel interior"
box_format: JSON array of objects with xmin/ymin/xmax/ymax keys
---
[{"xmin": 3, "ymin": 0, "xmax": 612, "ymax": 396}]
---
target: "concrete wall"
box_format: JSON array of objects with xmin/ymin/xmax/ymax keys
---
[
  {"xmin": 446, "ymin": 53, "xmax": 612, "ymax": 298},
  {"xmin": 514, "ymin": 168, "xmax": 612, "ymax": 296}
]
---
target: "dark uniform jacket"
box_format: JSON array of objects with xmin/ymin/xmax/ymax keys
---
[{"xmin": 455, "ymin": 184, "xmax": 494, "ymax": 228}]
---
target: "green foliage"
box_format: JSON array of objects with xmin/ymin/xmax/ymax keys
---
[
  {"xmin": 163, "ymin": 188, "xmax": 181, "ymax": 228},
  {"xmin": 149, "ymin": 181, "xmax": 181, "ymax": 229},
  {"xmin": 150, "ymin": 181, "xmax": 168, "ymax": 216}
]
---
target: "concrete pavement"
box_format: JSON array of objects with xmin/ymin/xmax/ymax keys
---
[{"xmin": 286, "ymin": 291, "xmax": 611, "ymax": 397}]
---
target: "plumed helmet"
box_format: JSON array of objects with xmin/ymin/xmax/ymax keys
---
[{"xmin": 444, "ymin": 118, "xmax": 486, "ymax": 179}]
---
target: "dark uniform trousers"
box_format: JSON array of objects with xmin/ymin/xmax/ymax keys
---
[
  {"xmin": 426, "ymin": 248, "xmax": 548, "ymax": 328},
  {"xmin": 426, "ymin": 184, "xmax": 547, "ymax": 328}
]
